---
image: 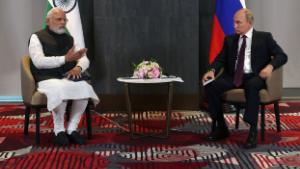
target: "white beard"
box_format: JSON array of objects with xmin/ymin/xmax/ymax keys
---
[{"xmin": 50, "ymin": 27, "xmax": 65, "ymax": 34}]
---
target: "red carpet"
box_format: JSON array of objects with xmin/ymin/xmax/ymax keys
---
[{"xmin": 1, "ymin": 102, "xmax": 300, "ymax": 168}]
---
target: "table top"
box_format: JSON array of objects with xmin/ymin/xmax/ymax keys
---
[{"xmin": 117, "ymin": 76, "xmax": 184, "ymax": 84}]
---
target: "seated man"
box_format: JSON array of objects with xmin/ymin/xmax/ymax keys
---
[
  {"xmin": 202, "ymin": 8, "xmax": 287, "ymax": 149},
  {"xmin": 28, "ymin": 7, "xmax": 99, "ymax": 146}
]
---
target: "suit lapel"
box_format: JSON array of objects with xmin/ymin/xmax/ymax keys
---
[
  {"xmin": 232, "ymin": 34, "xmax": 239, "ymax": 59},
  {"xmin": 251, "ymin": 30, "xmax": 257, "ymax": 56},
  {"xmin": 250, "ymin": 30, "xmax": 260, "ymax": 73}
]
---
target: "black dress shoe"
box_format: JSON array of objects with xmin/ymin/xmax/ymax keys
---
[
  {"xmin": 206, "ymin": 127, "xmax": 230, "ymax": 141},
  {"xmin": 243, "ymin": 130, "xmax": 257, "ymax": 149},
  {"xmin": 67, "ymin": 131, "xmax": 85, "ymax": 145},
  {"xmin": 54, "ymin": 131, "xmax": 69, "ymax": 146}
]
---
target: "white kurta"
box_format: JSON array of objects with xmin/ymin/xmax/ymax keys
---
[
  {"xmin": 29, "ymin": 34, "xmax": 99, "ymax": 111},
  {"xmin": 38, "ymin": 79, "xmax": 99, "ymax": 111}
]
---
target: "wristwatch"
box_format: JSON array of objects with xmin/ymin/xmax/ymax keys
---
[{"xmin": 53, "ymin": 0, "xmax": 77, "ymax": 13}]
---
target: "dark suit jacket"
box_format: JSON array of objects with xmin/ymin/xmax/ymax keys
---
[{"xmin": 210, "ymin": 30, "xmax": 288, "ymax": 76}]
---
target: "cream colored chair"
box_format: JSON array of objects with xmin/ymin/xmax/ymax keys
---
[
  {"xmin": 222, "ymin": 67, "xmax": 282, "ymax": 142},
  {"xmin": 21, "ymin": 55, "xmax": 92, "ymax": 144}
]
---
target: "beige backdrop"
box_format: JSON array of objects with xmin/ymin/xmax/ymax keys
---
[
  {"xmin": 0, "ymin": 1, "xmax": 45, "ymax": 98},
  {"xmin": 247, "ymin": 0, "xmax": 300, "ymax": 88}
]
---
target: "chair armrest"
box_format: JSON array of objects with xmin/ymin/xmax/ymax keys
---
[
  {"xmin": 21, "ymin": 56, "xmax": 36, "ymax": 104},
  {"xmin": 265, "ymin": 67, "xmax": 283, "ymax": 100}
]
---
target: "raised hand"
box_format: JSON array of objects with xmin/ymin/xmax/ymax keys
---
[{"xmin": 65, "ymin": 46, "xmax": 87, "ymax": 62}]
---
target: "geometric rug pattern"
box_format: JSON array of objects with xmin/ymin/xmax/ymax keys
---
[{"xmin": 1, "ymin": 102, "xmax": 300, "ymax": 168}]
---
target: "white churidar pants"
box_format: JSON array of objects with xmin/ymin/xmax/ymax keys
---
[
  {"xmin": 37, "ymin": 78, "xmax": 100, "ymax": 135},
  {"xmin": 52, "ymin": 99, "xmax": 88, "ymax": 135}
]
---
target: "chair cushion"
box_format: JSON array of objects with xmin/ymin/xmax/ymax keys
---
[{"xmin": 222, "ymin": 89, "xmax": 280, "ymax": 103}]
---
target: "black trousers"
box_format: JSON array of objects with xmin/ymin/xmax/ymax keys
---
[{"xmin": 204, "ymin": 73, "xmax": 266, "ymax": 126}]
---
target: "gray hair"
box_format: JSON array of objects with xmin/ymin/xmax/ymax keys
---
[
  {"xmin": 244, "ymin": 8, "xmax": 254, "ymax": 24},
  {"xmin": 46, "ymin": 7, "xmax": 64, "ymax": 19}
]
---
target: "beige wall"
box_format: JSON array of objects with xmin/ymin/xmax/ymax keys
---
[
  {"xmin": 247, "ymin": 0, "xmax": 300, "ymax": 88},
  {"xmin": 0, "ymin": 1, "xmax": 45, "ymax": 96}
]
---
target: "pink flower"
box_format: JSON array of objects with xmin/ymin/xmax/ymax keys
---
[
  {"xmin": 148, "ymin": 67, "xmax": 160, "ymax": 78},
  {"xmin": 133, "ymin": 60, "xmax": 162, "ymax": 79}
]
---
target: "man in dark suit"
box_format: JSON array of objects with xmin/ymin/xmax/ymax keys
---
[{"xmin": 202, "ymin": 8, "xmax": 287, "ymax": 149}]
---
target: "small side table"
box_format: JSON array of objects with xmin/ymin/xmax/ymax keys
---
[{"xmin": 117, "ymin": 77, "xmax": 183, "ymax": 139}]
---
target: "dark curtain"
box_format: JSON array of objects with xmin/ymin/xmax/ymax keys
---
[{"xmin": 78, "ymin": 0, "xmax": 215, "ymax": 108}]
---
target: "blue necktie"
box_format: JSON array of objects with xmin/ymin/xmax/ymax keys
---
[{"xmin": 233, "ymin": 35, "xmax": 247, "ymax": 87}]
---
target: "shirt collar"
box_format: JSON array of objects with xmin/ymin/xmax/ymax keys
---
[{"xmin": 240, "ymin": 27, "xmax": 253, "ymax": 39}]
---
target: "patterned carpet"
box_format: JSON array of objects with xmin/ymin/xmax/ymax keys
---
[{"xmin": 1, "ymin": 102, "xmax": 300, "ymax": 168}]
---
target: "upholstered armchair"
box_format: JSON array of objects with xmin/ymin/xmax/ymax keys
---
[
  {"xmin": 20, "ymin": 55, "xmax": 92, "ymax": 144},
  {"xmin": 222, "ymin": 67, "xmax": 283, "ymax": 141}
]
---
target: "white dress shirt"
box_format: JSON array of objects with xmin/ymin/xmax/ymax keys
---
[
  {"xmin": 29, "ymin": 34, "xmax": 89, "ymax": 71},
  {"xmin": 237, "ymin": 27, "xmax": 253, "ymax": 73}
]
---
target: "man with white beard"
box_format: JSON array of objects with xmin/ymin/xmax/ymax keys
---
[{"xmin": 28, "ymin": 7, "xmax": 99, "ymax": 146}]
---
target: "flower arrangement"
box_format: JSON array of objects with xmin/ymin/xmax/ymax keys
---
[{"xmin": 133, "ymin": 60, "xmax": 163, "ymax": 79}]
